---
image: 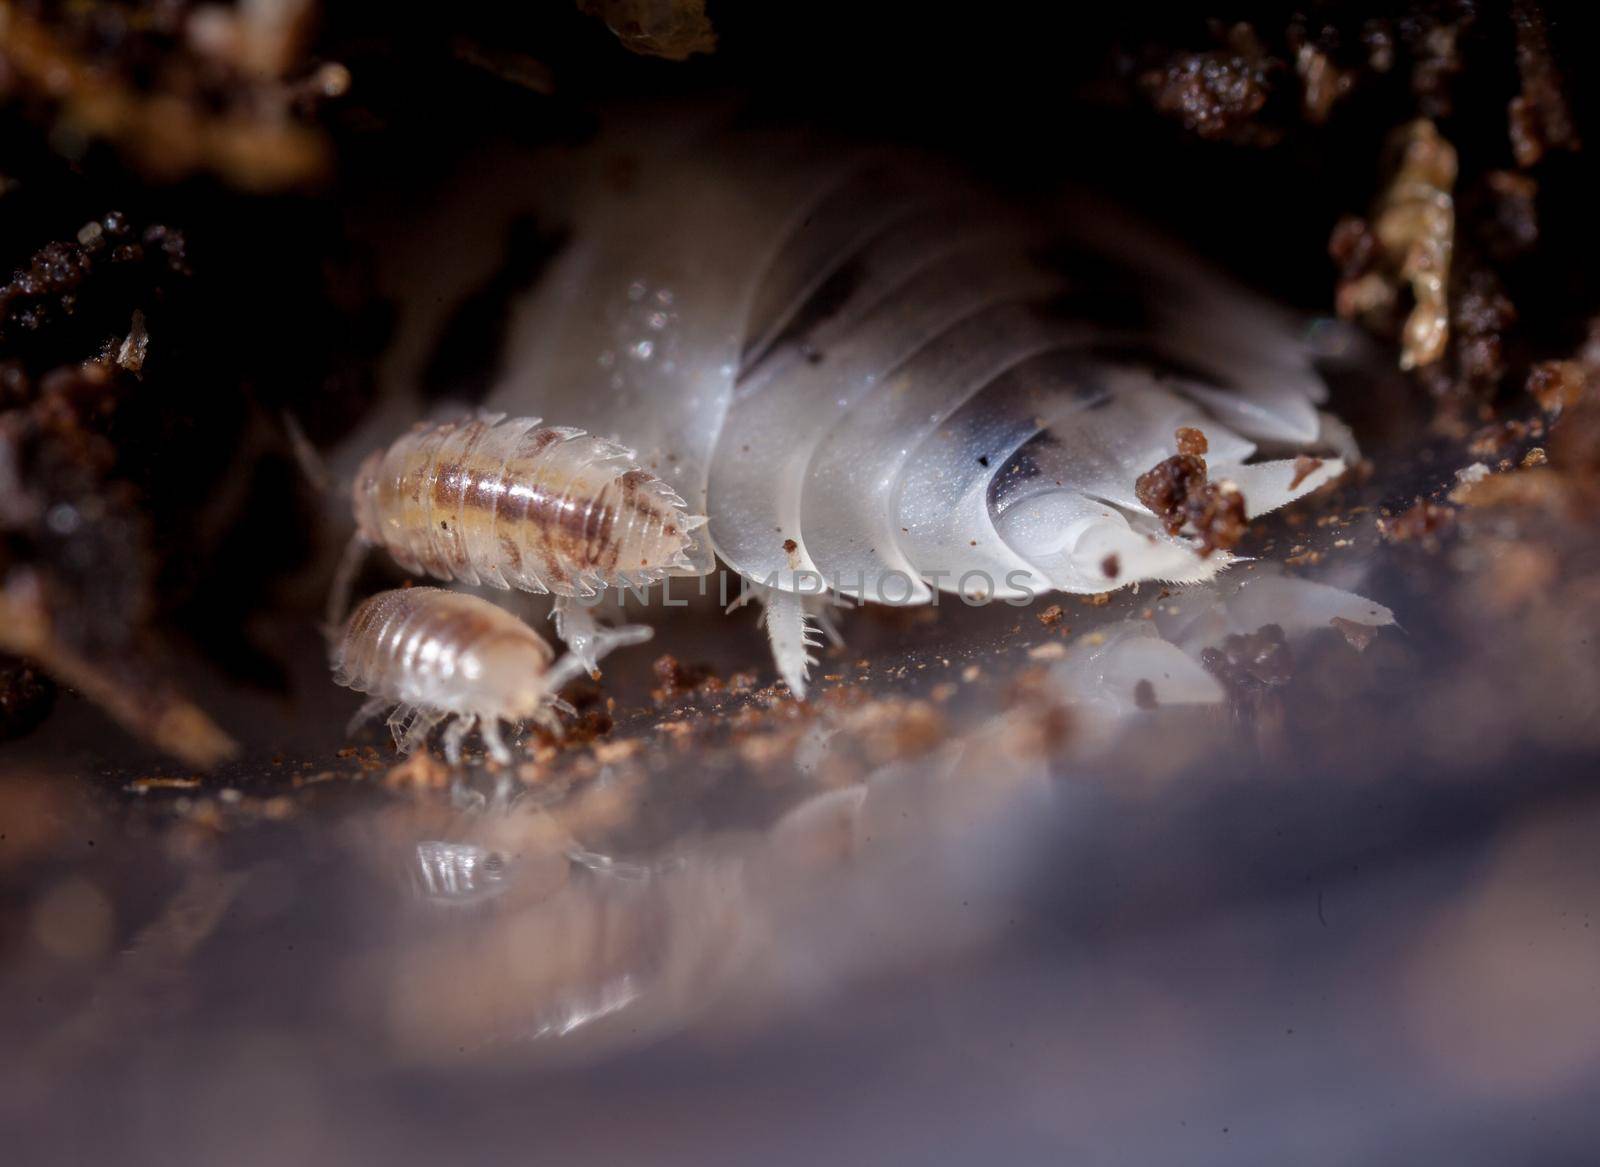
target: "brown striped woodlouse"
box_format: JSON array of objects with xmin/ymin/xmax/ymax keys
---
[{"xmin": 332, "ymin": 413, "xmax": 705, "ymax": 671}]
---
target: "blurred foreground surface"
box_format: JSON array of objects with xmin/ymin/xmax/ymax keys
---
[{"xmin": 4, "ymin": 410, "xmax": 1600, "ymax": 1166}]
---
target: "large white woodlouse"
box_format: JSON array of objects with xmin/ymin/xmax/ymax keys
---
[
  {"xmin": 331, "ymin": 585, "xmax": 647, "ymax": 763},
  {"xmin": 320, "ymin": 121, "xmax": 1359, "ymax": 698},
  {"xmin": 472, "ymin": 134, "xmax": 1358, "ymax": 695}
]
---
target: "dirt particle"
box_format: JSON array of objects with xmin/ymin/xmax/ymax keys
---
[
  {"xmin": 1527, "ymin": 360, "xmax": 1588, "ymax": 414},
  {"xmin": 1176, "ymin": 426, "xmax": 1208, "ymax": 457},
  {"xmin": 1136, "ymin": 453, "xmax": 1249, "ymax": 556},
  {"xmin": 1140, "ymin": 24, "xmax": 1280, "ymax": 145},
  {"xmin": 1289, "ymin": 455, "xmax": 1324, "ymax": 490},
  {"xmin": 650, "ymin": 653, "xmax": 722, "ymax": 702},
  {"xmin": 1330, "ymin": 617, "xmax": 1378, "ymax": 653},
  {"xmin": 385, "ymin": 751, "xmax": 450, "ymax": 790},
  {"xmin": 1133, "ymin": 679, "xmax": 1158, "ymax": 710},
  {"xmin": 1378, "ymin": 498, "xmax": 1456, "ymax": 550}
]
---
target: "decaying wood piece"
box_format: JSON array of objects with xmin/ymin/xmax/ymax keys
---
[{"xmin": 0, "ymin": 571, "xmax": 236, "ymax": 767}]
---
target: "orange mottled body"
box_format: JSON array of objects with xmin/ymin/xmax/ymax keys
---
[{"xmin": 352, "ymin": 416, "xmax": 698, "ymax": 597}]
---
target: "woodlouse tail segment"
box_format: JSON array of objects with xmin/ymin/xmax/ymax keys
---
[{"xmin": 578, "ymin": 435, "xmax": 640, "ymax": 468}]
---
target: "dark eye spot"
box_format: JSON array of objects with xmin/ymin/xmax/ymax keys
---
[{"xmin": 977, "ymin": 455, "xmax": 990, "ymax": 468}]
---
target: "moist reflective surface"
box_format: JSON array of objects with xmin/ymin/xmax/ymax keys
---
[{"xmin": 6, "ymin": 376, "xmax": 1600, "ymax": 1165}]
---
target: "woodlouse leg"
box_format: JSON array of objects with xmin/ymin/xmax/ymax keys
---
[
  {"xmin": 441, "ymin": 715, "xmax": 472, "ymax": 766},
  {"xmin": 386, "ymin": 703, "xmax": 418, "ymax": 751},
  {"xmin": 730, "ymin": 580, "xmax": 822, "ymax": 699},
  {"xmin": 542, "ymin": 653, "xmax": 591, "ymax": 703},
  {"xmin": 527, "ymin": 696, "xmax": 570, "ymax": 739},
  {"xmin": 399, "ymin": 709, "xmax": 444, "ymax": 755},
  {"xmin": 805, "ymin": 592, "xmax": 853, "ymax": 649},
  {"xmin": 345, "ymin": 695, "xmax": 389, "ymax": 735},
  {"xmin": 480, "ymin": 718, "xmax": 512, "ymax": 766},
  {"xmin": 550, "ymin": 594, "xmax": 653, "ymax": 676},
  {"xmin": 325, "ymin": 533, "xmax": 372, "ymax": 634}
]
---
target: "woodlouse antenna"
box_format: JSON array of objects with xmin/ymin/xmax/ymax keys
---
[
  {"xmin": 325, "ymin": 532, "xmax": 371, "ymax": 635},
  {"xmin": 281, "ymin": 410, "xmax": 332, "ymax": 495}
]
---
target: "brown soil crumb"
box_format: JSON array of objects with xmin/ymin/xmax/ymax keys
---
[
  {"xmin": 1289, "ymin": 455, "xmax": 1324, "ymax": 490},
  {"xmin": 385, "ymin": 750, "xmax": 449, "ymax": 791},
  {"xmin": 1508, "ymin": 0, "xmax": 1582, "ymax": 169},
  {"xmin": 650, "ymin": 653, "xmax": 723, "ymax": 703},
  {"xmin": 1479, "ymin": 169, "xmax": 1539, "ymax": 260},
  {"xmin": 1378, "ymin": 498, "xmax": 1457, "ymax": 549},
  {"xmin": 1295, "ymin": 42, "xmax": 1353, "ymax": 124},
  {"xmin": 591, "ymin": 738, "xmax": 643, "ymax": 765},
  {"xmin": 1546, "ymin": 377, "xmax": 1600, "ymax": 475},
  {"xmin": 1452, "ymin": 467, "xmax": 1568, "ymax": 512},
  {"xmin": 1036, "ymin": 604, "xmax": 1066, "ymax": 627},
  {"xmin": 579, "ymin": 0, "xmax": 717, "ymax": 61},
  {"xmin": 1140, "ymin": 23, "xmax": 1280, "ymax": 145},
  {"xmin": 1137, "ymin": 452, "xmax": 1207, "ymax": 524},
  {"xmin": 0, "ymin": 3, "xmax": 334, "ymax": 189},
  {"xmin": 1527, "ymin": 360, "xmax": 1589, "ymax": 414},
  {"xmin": 1204, "ymin": 625, "xmax": 1294, "ymax": 688},
  {"xmin": 1468, "ymin": 417, "xmax": 1542, "ymax": 458},
  {"xmin": 1135, "ymin": 452, "xmax": 1249, "ymax": 557},
  {"xmin": 1176, "ymin": 426, "xmax": 1209, "ymax": 456},
  {"xmin": 1081, "ymin": 593, "xmax": 1112, "ymax": 607},
  {"xmin": 1330, "ymin": 617, "xmax": 1378, "ymax": 653},
  {"xmin": 1439, "ymin": 270, "xmax": 1516, "ymax": 394},
  {"xmin": 1201, "ymin": 623, "xmax": 1294, "ymax": 730}
]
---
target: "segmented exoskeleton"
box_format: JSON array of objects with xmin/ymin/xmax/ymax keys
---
[
  {"xmin": 332, "ymin": 414, "xmax": 702, "ymax": 671},
  {"xmin": 331, "ymin": 586, "xmax": 648, "ymax": 763},
  {"xmin": 476, "ymin": 127, "xmax": 1355, "ymax": 695}
]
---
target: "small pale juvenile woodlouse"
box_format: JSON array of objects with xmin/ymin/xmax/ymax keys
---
[
  {"xmin": 332, "ymin": 413, "xmax": 704, "ymax": 670},
  {"xmin": 331, "ymin": 585, "xmax": 645, "ymax": 764}
]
